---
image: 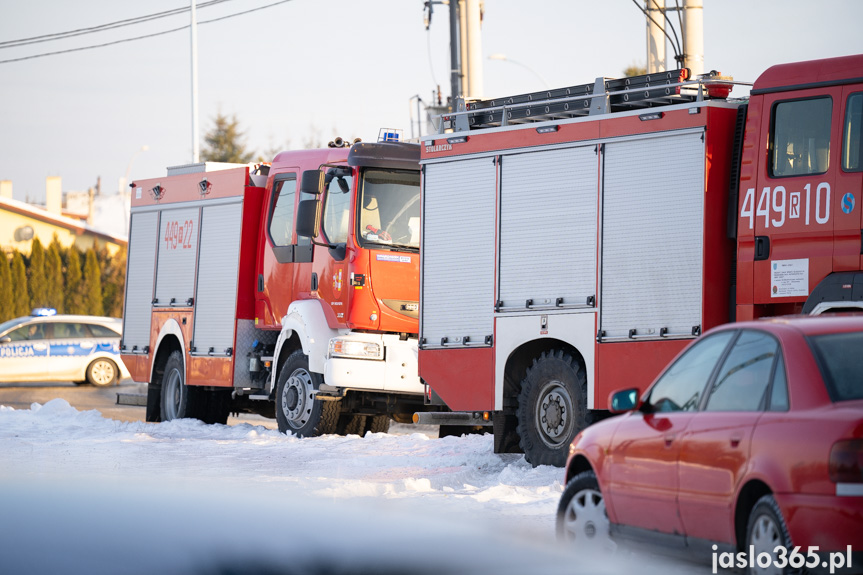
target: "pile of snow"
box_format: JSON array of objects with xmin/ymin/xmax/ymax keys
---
[{"xmin": 0, "ymin": 400, "xmax": 708, "ymax": 574}]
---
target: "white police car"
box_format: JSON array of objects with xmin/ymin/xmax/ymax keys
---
[{"xmin": 0, "ymin": 309, "xmax": 130, "ymax": 386}]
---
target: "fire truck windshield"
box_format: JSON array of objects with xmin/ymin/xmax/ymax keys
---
[{"xmin": 357, "ymin": 169, "xmax": 420, "ymax": 251}]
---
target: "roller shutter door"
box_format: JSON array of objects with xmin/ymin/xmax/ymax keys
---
[
  {"xmin": 154, "ymin": 206, "xmax": 199, "ymax": 306},
  {"xmin": 122, "ymin": 211, "xmax": 158, "ymax": 351},
  {"xmin": 600, "ymin": 131, "xmax": 705, "ymax": 340},
  {"xmin": 499, "ymin": 146, "xmax": 597, "ymax": 310},
  {"xmin": 421, "ymin": 157, "xmax": 497, "ymax": 347},
  {"xmin": 192, "ymin": 202, "xmax": 242, "ymax": 356}
]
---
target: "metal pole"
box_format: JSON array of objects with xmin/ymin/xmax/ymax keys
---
[
  {"xmin": 449, "ymin": 0, "xmax": 462, "ymax": 102},
  {"xmin": 682, "ymin": 0, "xmax": 704, "ymax": 76},
  {"xmin": 191, "ymin": 0, "xmax": 200, "ymax": 163},
  {"xmin": 645, "ymin": 0, "xmax": 666, "ymax": 73},
  {"xmin": 461, "ymin": 0, "xmax": 483, "ymax": 99}
]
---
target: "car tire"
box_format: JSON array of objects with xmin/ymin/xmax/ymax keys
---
[
  {"xmin": 746, "ymin": 495, "xmax": 793, "ymax": 575},
  {"xmin": 160, "ymin": 350, "xmax": 196, "ymax": 421},
  {"xmin": 275, "ymin": 350, "xmax": 338, "ymax": 437},
  {"xmin": 556, "ymin": 470, "xmax": 613, "ymax": 550},
  {"xmin": 516, "ymin": 350, "xmax": 588, "ymax": 467},
  {"xmin": 86, "ymin": 358, "xmax": 119, "ymax": 387}
]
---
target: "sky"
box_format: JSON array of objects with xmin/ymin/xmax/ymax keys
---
[
  {"xmin": 1, "ymin": 0, "xmax": 861, "ymax": 209},
  {"xmin": 0, "ymin": 398, "xmax": 709, "ymax": 575}
]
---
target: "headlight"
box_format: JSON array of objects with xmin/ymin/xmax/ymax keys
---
[{"xmin": 329, "ymin": 338, "xmax": 383, "ymax": 360}]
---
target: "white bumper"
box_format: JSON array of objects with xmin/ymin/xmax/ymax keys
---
[{"xmin": 323, "ymin": 333, "xmax": 421, "ymax": 394}]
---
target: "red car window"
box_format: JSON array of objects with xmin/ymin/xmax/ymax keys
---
[
  {"xmin": 645, "ymin": 331, "xmax": 735, "ymax": 412},
  {"xmin": 704, "ymin": 330, "xmax": 779, "ymax": 411},
  {"xmin": 808, "ymin": 331, "xmax": 863, "ymax": 401}
]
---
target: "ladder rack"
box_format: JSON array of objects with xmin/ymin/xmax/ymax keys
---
[{"xmin": 438, "ymin": 69, "xmax": 743, "ymax": 133}]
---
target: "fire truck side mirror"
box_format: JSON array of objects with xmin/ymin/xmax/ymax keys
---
[
  {"xmin": 300, "ymin": 169, "xmax": 324, "ymax": 195},
  {"xmin": 296, "ymin": 198, "xmax": 321, "ymax": 239}
]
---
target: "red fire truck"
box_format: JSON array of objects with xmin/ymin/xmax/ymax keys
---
[
  {"xmin": 121, "ymin": 137, "xmax": 425, "ymax": 436},
  {"xmin": 417, "ymin": 55, "xmax": 863, "ymax": 466}
]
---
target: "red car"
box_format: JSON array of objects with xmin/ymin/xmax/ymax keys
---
[{"xmin": 558, "ymin": 315, "xmax": 862, "ymax": 573}]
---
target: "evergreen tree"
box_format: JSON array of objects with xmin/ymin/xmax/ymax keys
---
[
  {"xmin": 97, "ymin": 246, "xmax": 126, "ymax": 318},
  {"xmin": 46, "ymin": 237, "xmax": 65, "ymax": 313},
  {"xmin": 10, "ymin": 251, "xmax": 29, "ymax": 318},
  {"xmin": 0, "ymin": 252, "xmax": 13, "ymax": 322},
  {"xmin": 28, "ymin": 237, "xmax": 48, "ymax": 309},
  {"xmin": 84, "ymin": 248, "xmax": 104, "ymax": 316},
  {"xmin": 201, "ymin": 112, "xmax": 255, "ymax": 163},
  {"xmin": 65, "ymin": 248, "xmax": 86, "ymax": 315}
]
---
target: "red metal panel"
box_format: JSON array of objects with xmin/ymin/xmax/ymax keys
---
[
  {"xmin": 236, "ymin": 186, "xmax": 264, "ymax": 321},
  {"xmin": 418, "ymin": 347, "xmax": 495, "ymax": 411},
  {"xmin": 593, "ymin": 340, "xmax": 689, "ymax": 409},
  {"xmin": 131, "ymin": 167, "xmax": 249, "ymax": 208},
  {"xmin": 598, "ymin": 106, "xmax": 705, "ymax": 139},
  {"xmin": 753, "ymin": 54, "xmax": 863, "ymax": 93},
  {"xmin": 188, "ymin": 355, "xmax": 233, "ymax": 388}
]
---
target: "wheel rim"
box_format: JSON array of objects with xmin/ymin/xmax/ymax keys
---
[
  {"xmin": 90, "ymin": 360, "xmax": 115, "ymax": 386},
  {"xmin": 561, "ymin": 487, "xmax": 610, "ymax": 547},
  {"xmin": 749, "ymin": 513, "xmax": 784, "ymax": 575},
  {"xmin": 281, "ymin": 368, "xmax": 314, "ymax": 429},
  {"xmin": 163, "ymin": 367, "xmax": 182, "ymax": 420},
  {"xmin": 535, "ymin": 380, "xmax": 575, "ymax": 448}
]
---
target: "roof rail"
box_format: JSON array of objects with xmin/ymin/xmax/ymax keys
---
[{"xmin": 437, "ymin": 69, "xmax": 745, "ymax": 133}]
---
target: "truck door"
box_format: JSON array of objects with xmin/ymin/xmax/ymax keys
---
[
  {"xmin": 748, "ymin": 90, "xmax": 838, "ymax": 305},
  {"xmin": 835, "ymin": 88, "xmax": 863, "ymax": 271},
  {"xmin": 257, "ymin": 172, "xmax": 312, "ymax": 326},
  {"xmin": 316, "ymin": 170, "xmax": 353, "ymax": 327}
]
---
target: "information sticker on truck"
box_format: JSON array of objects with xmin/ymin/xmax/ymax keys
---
[
  {"xmin": 771, "ymin": 259, "xmax": 808, "ymax": 297},
  {"xmin": 376, "ymin": 254, "xmax": 412, "ymax": 263}
]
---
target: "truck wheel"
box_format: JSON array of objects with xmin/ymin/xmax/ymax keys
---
[
  {"xmin": 160, "ymin": 350, "xmax": 195, "ymax": 421},
  {"xmin": 86, "ymin": 358, "xmax": 119, "ymax": 387},
  {"xmin": 365, "ymin": 415, "xmax": 390, "ymax": 434},
  {"xmin": 516, "ymin": 350, "xmax": 587, "ymax": 467},
  {"xmin": 556, "ymin": 470, "xmax": 613, "ymax": 550},
  {"xmin": 275, "ymin": 350, "xmax": 338, "ymax": 437}
]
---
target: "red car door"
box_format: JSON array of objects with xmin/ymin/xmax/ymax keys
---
[
  {"xmin": 607, "ymin": 331, "xmax": 736, "ymax": 535},
  {"xmin": 677, "ymin": 329, "xmax": 781, "ymax": 544}
]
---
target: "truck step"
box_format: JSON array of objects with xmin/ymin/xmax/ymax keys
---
[
  {"xmin": 413, "ymin": 411, "xmax": 491, "ymax": 426},
  {"xmin": 116, "ymin": 392, "xmax": 147, "ymax": 407}
]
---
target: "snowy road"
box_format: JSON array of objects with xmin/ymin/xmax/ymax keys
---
[{"xmin": 0, "ymin": 399, "xmax": 711, "ymax": 574}]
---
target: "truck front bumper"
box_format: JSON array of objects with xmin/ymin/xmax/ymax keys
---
[{"xmin": 323, "ymin": 333, "xmax": 421, "ymax": 394}]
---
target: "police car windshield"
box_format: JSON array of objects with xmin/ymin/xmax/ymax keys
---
[
  {"xmin": 357, "ymin": 169, "xmax": 421, "ymax": 251},
  {"xmin": 0, "ymin": 317, "xmax": 29, "ymax": 337}
]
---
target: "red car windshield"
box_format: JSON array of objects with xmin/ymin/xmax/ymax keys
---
[{"xmin": 808, "ymin": 331, "xmax": 863, "ymax": 401}]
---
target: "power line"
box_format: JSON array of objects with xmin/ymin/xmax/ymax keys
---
[
  {"xmin": 0, "ymin": 0, "xmax": 294, "ymax": 65},
  {"xmin": 0, "ymin": 0, "xmax": 233, "ymax": 49}
]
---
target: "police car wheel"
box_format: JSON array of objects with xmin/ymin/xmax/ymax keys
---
[{"xmin": 86, "ymin": 358, "xmax": 119, "ymax": 387}]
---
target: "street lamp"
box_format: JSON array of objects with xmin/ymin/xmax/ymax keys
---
[{"xmin": 488, "ymin": 54, "xmax": 550, "ymax": 89}]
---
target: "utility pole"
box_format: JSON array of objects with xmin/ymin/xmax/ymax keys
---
[
  {"xmin": 646, "ymin": 0, "xmax": 666, "ymax": 73},
  {"xmin": 682, "ymin": 0, "xmax": 704, "ymax": 76},
  {"xmin": 448, "ymin": 0, "xmax": 462, "ymax": 102},
  {"xmin": 191, "ymin": 0, "xmax": 200, "ymax": 163},
  {"xmin": 459, "ymin": 0, "xmax": 483, "ymax": 99}
]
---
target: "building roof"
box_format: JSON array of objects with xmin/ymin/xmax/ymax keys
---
[{"xmin": 0, "ymin": 195, "xmax": 127, "ymax": 247}]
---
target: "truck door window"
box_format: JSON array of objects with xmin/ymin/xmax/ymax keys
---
[
  {"xmin": 322, "ymin": 174, "xmax": 353, "ymax": 244},
  {"xmin": 770, "ymin": 96, "xmax": 832, "ymax": 177},
  {"xmin": 842, "ymin": 92, "xmax": 863, "ymax": 172},
  {"xmin": 358, "ymin": 169, "xmax": 421, "ymax": 250},
  {"xmin": 268, "ymin": 176, "xmax": 297, "ymax": 247}
]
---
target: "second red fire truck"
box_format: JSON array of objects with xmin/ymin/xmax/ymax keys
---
[
  {"xmin": 417, "ymin": 55, "xmax": 863, "ymax": 466},
  {"xmin": 121, "ymin": 136, "xmax": 425, "ymax": 436}
]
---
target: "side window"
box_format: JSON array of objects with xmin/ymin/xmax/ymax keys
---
[
  {"xmin": 768, "ymin": 352, "xmax": 789, "ymax": 411},
  {"xmin": 842, "ymin": 92, "xmax": 863, "ymax": 172},
  {"xmin": 88, "ymin": 324, "xmax": 120, "ymax": 338},
  {"xmin": 8, "ymin": 323, "xmax": 47, "ymax": 341},
  {"xmin": 268, "ymin": 176, "xmax": 297, "ymax": 247},
  {"xmin": 53, "ymin": 323, "xmax": 86, "ymax": 339},
  {"xmin": 770, "ymin": 97, "xmax": 832, "ymax": 177},
  {"xmin": 645, "ymin": 331, "xmax": 735, "ymax": 413},
  {"xmin": 705, "ymin": 330, "xmax": 778, "ymax": 411},
  {"xmin": 322, "ymin": 173, "xmax": 353, "ymax": 244}
]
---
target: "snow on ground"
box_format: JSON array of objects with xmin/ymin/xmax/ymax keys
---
[{"xmin": 0, "ymin": 399, "xmax": 705, "ymax": 574}]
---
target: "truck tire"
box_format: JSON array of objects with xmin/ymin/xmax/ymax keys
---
[
  {"xmin": 86, "ymin": 358, "xmax": 119, "ymax": 387},
  {"xmin": 160, "ymin": 350, "xmax": 196, "ymax": 421},
  {"xmin": 516, "ymin": 350, "xmax": 588, "ymax": 467},
  {"xmin": 365, "ymin": 415, "xmax": 390, "ymax": 434},
  {"xmin": 275, "ymin": 350, "xmax": 338, "ymax": 437}
]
